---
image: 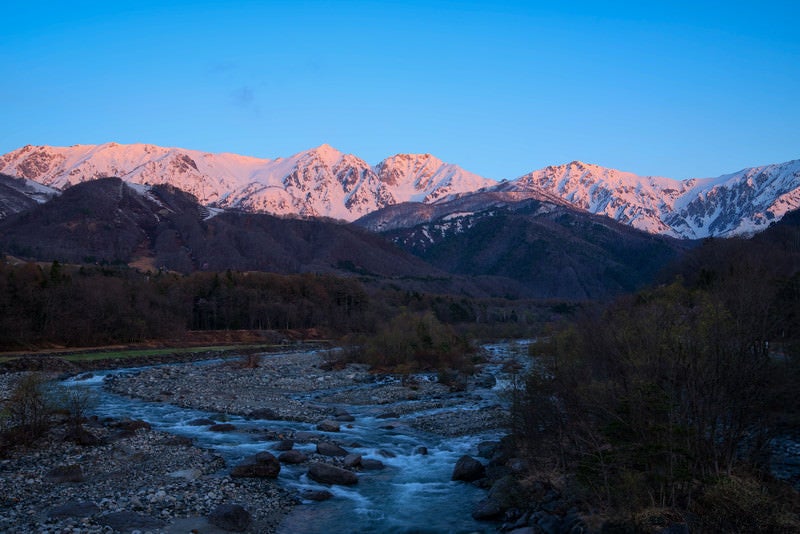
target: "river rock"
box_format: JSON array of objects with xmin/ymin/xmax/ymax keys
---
[
  {"xmin": 255, "ymin": 450, "xmax": 278, "ymax": 463},
  {"xmin": 360, "ymin": 459, "xmax": 385, "ymax": 470},
  {"xmin": 45, "ymin": 464, "xmax": 84, "ymax": 483},
  {"xmin": 64, "ymin": 426, "xmax": 103, "ymax": 446},
  {"xmin": 112, "ymin": 419, "xmax": 151, "ymax": 436},
  {"xmin": 294, "ymin": 431, "xmax": 318, "ymax": 442},
  {"xmin": 474, "ymin": 373, "xmax": 497, "ymax": 389},
  {"xmin": 307, "ymin": 462, "xmax": 358, "ymax": 485},
  {"xmin": 472, "ymin": 475, "xmax": 524, "ymax": 520},
  {"xmin": 336, "ymin": 414, "xmax": 356, "ymax": 422},
  {"xmin": 477, "ymin": 440, "xmax": 500, "ymax": 458},
  {"xmin": 230, "ymin": 462, "xmax": 280, "ymax": 478},
  {"xmin": 248, "ymin": 408, "xmax": 279, "ymax": 420},
  {"xmin": 168, "ymin": 468, "xmax": 203, "ymax": 481},
  {"xmin": 317, "ymin": 441, "xmax": 348, "ymax": 456},
  {"xmin": 452, "ymin": 455, "xmax": 485, "ymax": 482},
  {"xmin": 159, "ymin": 434, "xmax": 194, "ymax": 446},
  {"xmin": 302, "ymin": 489, "xmax": 333, "ymax": 501},
  {"xmin": 208, "ymin": 503, "xmax": 252, "ymax": 532},
  {"xmin": 230, "ymin": 452, "xmax": 281, "ymax": 478},
  {"xmin": 187, "ymin": 418, "xmax": 216, "ymax": 426},
  {"xmin": 278, "ymin": 450, "xmax": 308, "ymax": 464},
  {"xmin": 415, "ymin": 446, "xmax": 428, "ymax": 455},
  {"xmin": 209, "ymin": 423, "xmax": 236, "ymax": 432},
  {"xmin": 343, "ymin": 453, "xmax": 362, "ymax": 467},
  {"xmin": 273, "ymin": 439, "xmax": 294, "ymax": 451},
  {"xmin": 47, "ymin": 501, "xmax": 100, "ymax": 518},
  {"xmin": 472, "ymin": 497, "xmax": 504, "ymax": 520},
  {"xmin": 97, "ymin": 511, "xmax": 166, "ymax": 530},
  {"xmin": 317, "ymin": 420, "xmax": 341, "ymax": 432}
]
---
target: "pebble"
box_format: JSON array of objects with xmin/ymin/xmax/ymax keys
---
[{"xmin": 0, "ymin": 415, "xmax": 296, "ymax": 533}]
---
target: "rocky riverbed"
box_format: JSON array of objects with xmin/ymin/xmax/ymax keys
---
[
  {"xmin": 0, "ymin": 348, "xmax": 518, "ymax": 533},
  {"xmin": 102, "ymin": 350, "xmax": 510, "ymax": 436},
  {"xmin": 0, "ymin": 415, "xmax": 297, "ymax": 533}
]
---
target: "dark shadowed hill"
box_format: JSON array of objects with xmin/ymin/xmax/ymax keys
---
[
  {"xmin": 373, "ymin": 198, "xmax": 691, "ymax": 300},
  {"xmin": 0, "ymin": 178, "xmax": 443, "ymax": 279},
  {"xmin": 0, "ymin": 178, "xmax": 695, "ymax": 300},
  {"xmin": 0, "ymin": 173, "xmax": 57, "ymax": 220}
]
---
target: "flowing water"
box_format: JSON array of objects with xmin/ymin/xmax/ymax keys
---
[{"xmin": 60, "ymin": 342, "xmax": 535, "ymax": 533}]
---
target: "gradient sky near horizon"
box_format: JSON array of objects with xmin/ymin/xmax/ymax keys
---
[{"xmin": 1, "ymin": 1, "xmax": 798, "ymax": 180}]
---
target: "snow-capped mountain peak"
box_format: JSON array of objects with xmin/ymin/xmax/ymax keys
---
[
  {"xmin": 1, "ymin": 143, "xmax": 797, "ymax": 237},
  {"xmin": 0, "ymin": 143, "xmax": 491, "ymax": 222},
  {"xmin": 496, "ymin": 158, "xmax": 800, "ymax": 238},
  {"xmin": 375, "ymin": 153, "xmax": 494, "ymax": 203}
]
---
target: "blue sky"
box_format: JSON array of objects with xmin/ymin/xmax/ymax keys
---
[{"xmin": 1, "ymin": 1, "xmax": 798, "ymax": 180}]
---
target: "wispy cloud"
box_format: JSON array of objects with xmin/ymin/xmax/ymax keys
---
[{"xmin": 231, "ymin": 86, "xmax": 260, "ymax": 116}]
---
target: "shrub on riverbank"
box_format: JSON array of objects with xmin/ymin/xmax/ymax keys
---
[
  {"xmin": 345, "ymin": 311, "xmax": 475, "ymax": 373},
  {"xmin": 3, "ymin": 373, "xmax": 51, "ymax": 445}
]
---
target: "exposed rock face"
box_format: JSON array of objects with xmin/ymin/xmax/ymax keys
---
[
  {"xmin": 0, "ymin": 143, "xmax": 492, "ymax": 222},
  {"xmin": 498, "ymin": 159, "xmax": 800, "ymax": 238},
  {"xmin": 3, "ymin": 144, "xmax": 799, "ymax": 241}
]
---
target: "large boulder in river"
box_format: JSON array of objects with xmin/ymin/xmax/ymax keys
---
[
  {"xmin": 273, "ymin": 439, "xmax": 294, "ymax": 451},
  {"xmin": 316, "ymin": 441, "xmax": 348, "ymax": 456},
  {"xmin": 360, "ymin": 459, "xmax": 385, "ymax": 470},
  {"xmin": 307, "ymin": 462, "xmax": 358, "ymax": 485},
  {"xmin": 472, "ymin": 475, "xmax": 525, "ymax": 520},
  {"xmin": 452, "ymin": 455, "xmax": 485, "ymax": 482},
  {"xmin": 343, "ymin": 453, "xmax": 362, "ymax": 468},
  {"xmin": 317, "ymin": 420, "xmax": 341, "ymax": 432}
]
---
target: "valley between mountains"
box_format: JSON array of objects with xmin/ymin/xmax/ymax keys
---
[
  {"xmin": 1, "ymin": 142, "xmax": 799, "ymax": 533},
  {"xmin": 0, "ymin": 143, "xmax": 797, "ymax": 300}
]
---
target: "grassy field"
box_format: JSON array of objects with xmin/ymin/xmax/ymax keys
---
[{"xmin": 0, "ymin": 343, "xmax": 310, "ymax": 364}]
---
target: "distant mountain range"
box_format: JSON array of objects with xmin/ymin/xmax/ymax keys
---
[
  {"xmin": 0, "ymin": 176, "xmax": 687, "ymax": 300},
  {"xmin": 0, "ymin": 143, "xmax": 492, "ymax": 222},
  {"xmin": 0, "ymin": 143, "xmax": 797, "ymax": 239}
]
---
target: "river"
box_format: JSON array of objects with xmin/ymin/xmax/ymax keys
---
[{"xmin": 60, "ymin": 341, "xmax": 535, "ymax": 533}]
